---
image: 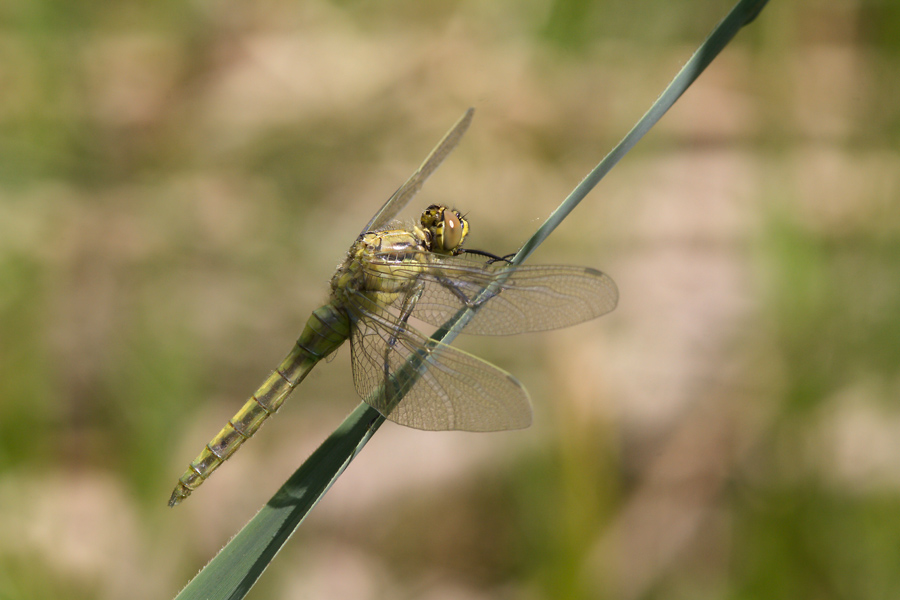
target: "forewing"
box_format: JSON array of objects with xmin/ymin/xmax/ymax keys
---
[
  {"xmin": 347, "ymin": 301, "xmax": 532, "ymax": 432},
  {"xmin": 361, "ymin": 253, "xmax": 619, "ymax": 335},
  {"xmin": 361, "ymin": 109, "xmax": 474, "ymax": 235}
]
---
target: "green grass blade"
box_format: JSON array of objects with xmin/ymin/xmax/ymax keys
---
[{"xmin": 171, "ymin": 1, "xmax": 769, "ymax": 598}]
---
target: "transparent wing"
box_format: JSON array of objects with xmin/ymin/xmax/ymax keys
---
[
  {"xmin": 361, "ymin": 109, "xmax": 474, "ymax": 235},
  {"xmin": 346, "ymin": 296, "xmax": 532, "ymax": 432},
  {"xmin": 361, "ymin": 252, "xmax": 619, "ymax": 335}
]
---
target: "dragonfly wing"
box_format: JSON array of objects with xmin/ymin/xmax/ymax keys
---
[
  {"xmin": 420, "ymin": 263, "xmax": 619, "ymax": 335},
  {"xmin": 362, "ymin": 253, "xmax": 619, "ymax": 335},
  {"xmin": 348, "ymin": 300, "xmax": 532, "ymax": 432},
  {"xmin": 361, "ymin": 109, "xmax": 475, "ymax": 235}
]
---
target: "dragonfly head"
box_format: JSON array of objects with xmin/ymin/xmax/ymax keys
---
[{"xmin": 420, "ymin": 205, "xmax": 469, "ymax": 255}]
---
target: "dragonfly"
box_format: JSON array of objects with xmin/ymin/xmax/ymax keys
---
[{"xmin": 168, "ymin": 108, "xmax": 618, "ymax": 506}]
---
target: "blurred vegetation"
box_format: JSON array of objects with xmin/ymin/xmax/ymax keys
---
[{"xmin": 1, "ymin": 0, "xmax": 899, "ymax": 599}]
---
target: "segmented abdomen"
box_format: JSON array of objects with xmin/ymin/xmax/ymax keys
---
[{"xmin": 168, "ymin": 304, "xmax": 351, "ymax": 506}]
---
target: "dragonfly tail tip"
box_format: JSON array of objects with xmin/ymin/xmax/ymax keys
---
[{"xmin": 168, "ymin": 485, "xmax": 190, "ymax": 507}]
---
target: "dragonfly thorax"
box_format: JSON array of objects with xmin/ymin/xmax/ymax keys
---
[{"xmin": 330, "ymin": 227, "xmax": 430, "ymax": 308}]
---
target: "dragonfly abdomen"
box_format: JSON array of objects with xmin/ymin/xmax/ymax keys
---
[{"xmin": 168, "ymin": 304, "xmax": 351, "ymax": 506}]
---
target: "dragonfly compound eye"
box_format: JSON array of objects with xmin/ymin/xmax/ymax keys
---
[{"xmin": 440, "ymin": 209, "xmax": 468, "ymax": 253}]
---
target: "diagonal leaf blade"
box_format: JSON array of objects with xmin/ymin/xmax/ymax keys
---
[
  {"xmin": 172, "ymin": 1, "xmax": 769, "ymax": 597},
  {"xmin": 174, "ymin": 403, "xmax": 384, "ymax": 600}
]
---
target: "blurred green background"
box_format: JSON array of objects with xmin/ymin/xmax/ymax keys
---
[{"xmin": 2, "ymin": 0, "xmax": 900, "ymax": 598}]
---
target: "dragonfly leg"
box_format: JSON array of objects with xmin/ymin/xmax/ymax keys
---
[
  {"xmin": 459, "ymin": 248, "xmax": 516, "ymax": 264},
  {"xmin": 432, "ymin": 269, "xmax": 500, "ymax": 311},
  {"xmin": 382, "ymin": 282, "xmax": 426, "ymax": 400}
]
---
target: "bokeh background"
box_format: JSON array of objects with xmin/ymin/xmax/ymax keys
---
[{"xmin": 2, "ymin": 0, "xmax": 900, "ymax": 598}]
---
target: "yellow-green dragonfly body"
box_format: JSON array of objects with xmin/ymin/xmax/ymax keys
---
[{"xmin": 168, "ymin": 109, "xmax": 618, "ymax": 506}]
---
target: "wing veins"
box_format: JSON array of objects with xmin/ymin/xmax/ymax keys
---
[
  {"xmin": 358, "ymin": 253, "xmax": 618, "ymax": 335},
  {"xmin": 346, "ymin": 288, "xmax": 531, "ymax": 431}
]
